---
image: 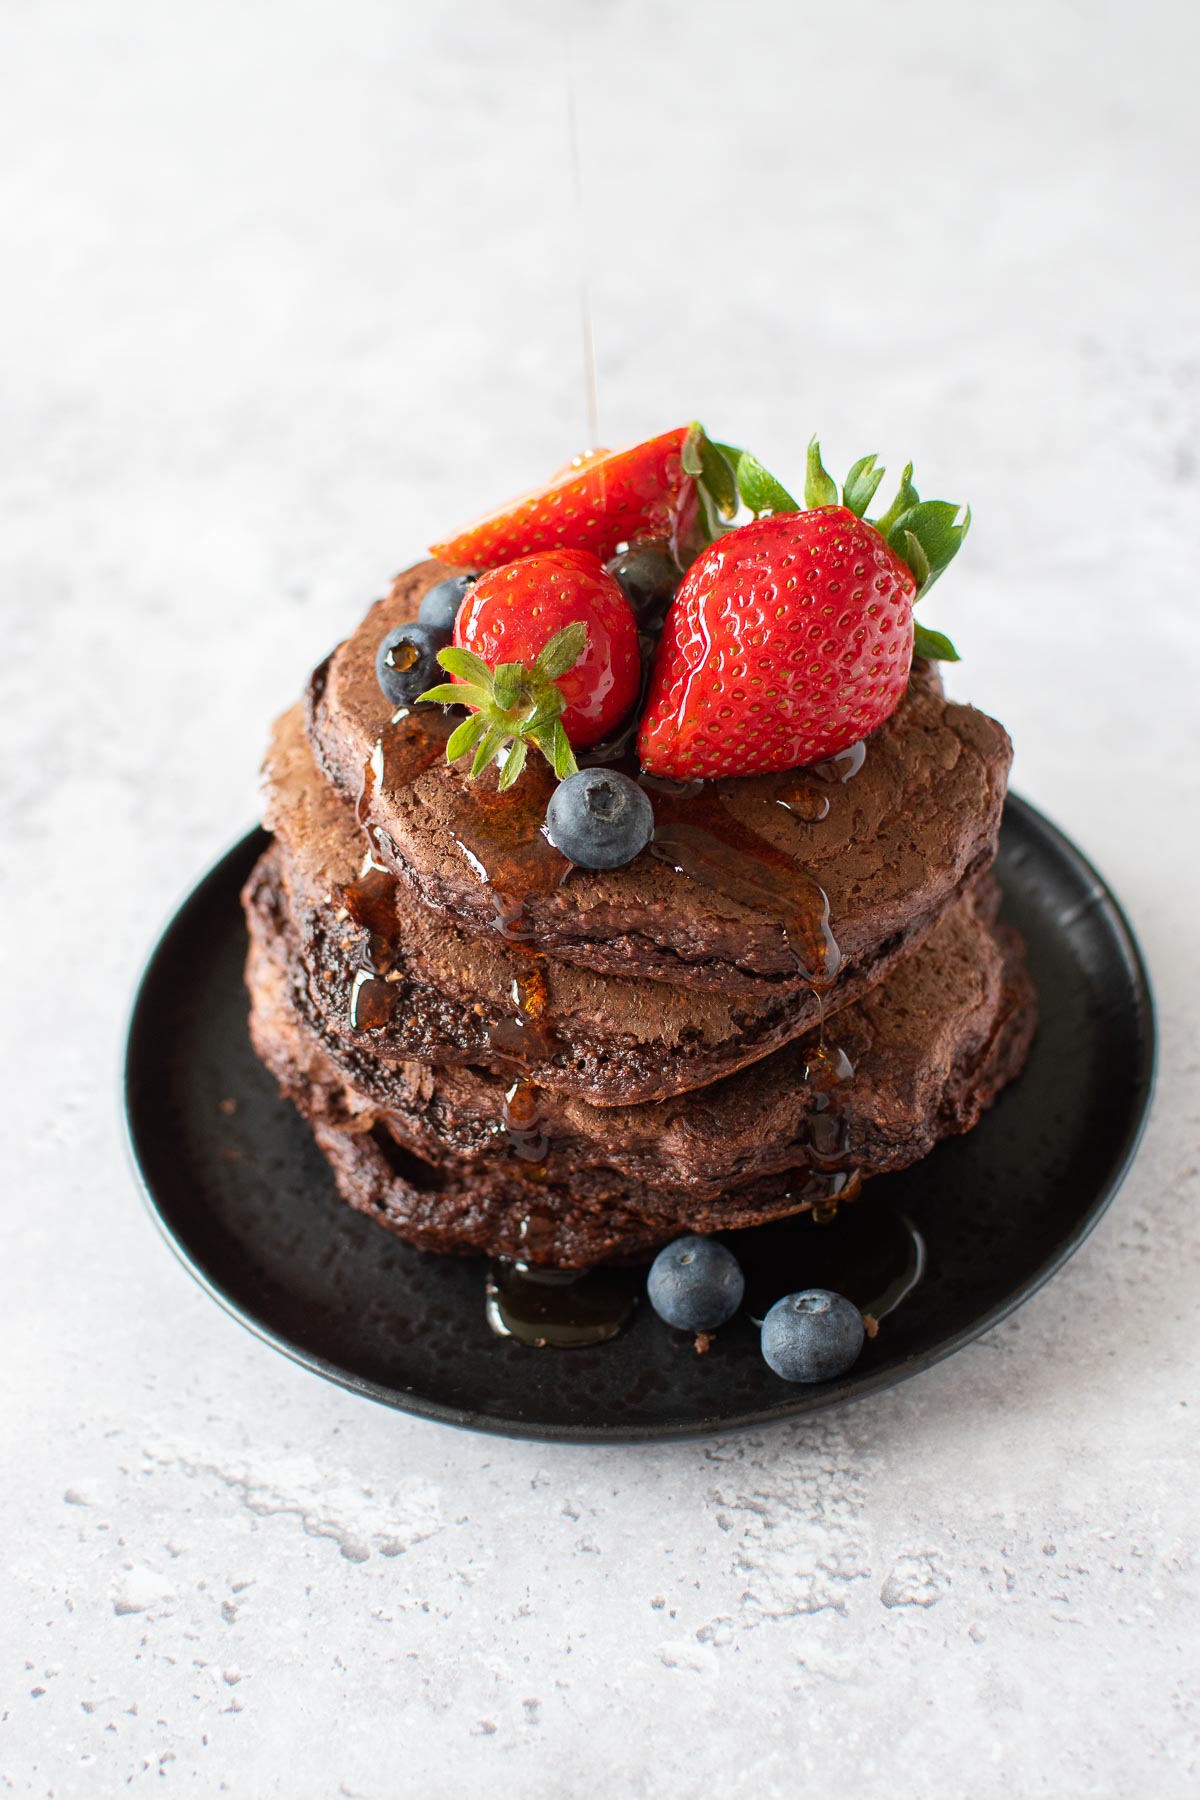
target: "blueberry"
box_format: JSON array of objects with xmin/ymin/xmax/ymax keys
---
[
  {"xmin": 417, "ymin": 573, "xmax": 476, "ymax": 635},
  {"xmin": 605, "ymin": 540, "xmax": 680, "ymax": 625},
  {"xmin": 647, "ymin": 1235, "xmax": 745, "ymax": 1331},
  {"xmin": 760, "ymin": 1289, "xmax": 864, "ymax": 1383},
  {"xmin": 375, "ymin": 622, "xmax": 446, "ymax": 708},
  {"xmin": 545, "ymin": 768, "xmax": 653, "ymax": 870}
]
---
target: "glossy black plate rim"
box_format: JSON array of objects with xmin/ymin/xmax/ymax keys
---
[{"xmin": 123, "ymin": 794, "xmax": 1156, "ymax": 1443}]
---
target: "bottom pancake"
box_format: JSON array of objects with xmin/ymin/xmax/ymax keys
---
[{"xmin": 243, "ymin": 852, "xmax": 1037, "ymax": 1268}]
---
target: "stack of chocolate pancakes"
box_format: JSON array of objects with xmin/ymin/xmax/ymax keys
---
[{"xmin": 244, "ymin": 560, "xmax": 1036, "ymax": 1269}]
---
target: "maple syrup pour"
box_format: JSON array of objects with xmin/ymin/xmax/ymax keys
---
[
  {"xmin": 814, "ymin": 739, "xmax": 867, "ymax": 785},
  {"xmin": 349, "ymin": 968, "xmax": 396, "ymax": 1031},
  {"xmin": 802, "ymin": 1039, "xmax": 857, "ymax": 1167},
  {"xmin": 485, "ymin": 1259, "xmax": 638, "ymax": 1348},
  {"xmin": 775, "ymin": 779, "xmax": 831, "ymax": 824},
  {"xmin": 642, "ymin": 779, "xmax": 841, "ymax": 987},
  {"xmin": 336, "ymin": 863, "xmax": 403, "ymax": 1032},
  {"xmin": 484, "ymin": 952, "xmax": 558, "ymax": 1065},
  {"xmin": 738, "ymin": 1202, "xmax": 925, "ymax": 1328},
  {"xmin": 500, "ymin": 1077, "xmax": 550, "ymax": 1162},
  {"xmin": 445, "ymin": 768, "xmax": 569, "ymax": 942},
  {"xmin": 772, "ymin": 738, "xmax": 867, "ymax": 824},
  {"xmin": 339, "ymin": 863, "xmax": 400, "ymax": 940},
  {"xmin": 354, "ymin": 707, "xmax": 451, "ymax": 869},
  {"xmin": 356, "ymin": 708, "xmax": 449, "ymax": 827}
]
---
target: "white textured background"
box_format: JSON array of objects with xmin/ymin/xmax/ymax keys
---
[{"xmin": 2, "ymin": 1, "xmax": 1198, "ymax": 1794}]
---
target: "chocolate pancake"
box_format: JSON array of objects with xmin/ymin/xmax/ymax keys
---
[
  {"xmin": 306, "ymin": 561, "xmax": 1012, "ymax": 996},
  {"xmin": 246, "ymin": 851, "xmax": 1035, "ymax": 1214},
  {"xmin": 265, "ymin": 706, "xmax": 977, "ymax": 1106}
]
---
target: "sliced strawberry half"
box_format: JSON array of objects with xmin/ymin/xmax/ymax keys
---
[{"xmin": 430, "ymin": 427, "xmax": 696, "ymax": 569}]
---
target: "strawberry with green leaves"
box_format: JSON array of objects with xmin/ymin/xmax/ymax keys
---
[
  {"xmin": 637, "ymin": 441, "xmax": 969, "ymax": 779},
  {"xmin": 418, "ymin": 548, "xmax": 640, "ymax": 789}
]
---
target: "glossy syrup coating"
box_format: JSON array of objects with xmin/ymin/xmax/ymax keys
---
[
  {"xmin": 453, "ymin": 548, "xmax": 641, "ymax": 748},
  {"xmin": 639, "ymin": 507, "xmax": 917, "ymax": 778}
]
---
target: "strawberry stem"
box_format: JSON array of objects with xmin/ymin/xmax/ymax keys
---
[
  {"xmin": 712, "ymin": 435, "xmax": 969, "ymax": 661},
  {"xmin": 417, "ymin": 622, "xmax": 587, "ymax": 785},
  {"xmin": 683, "ymin": 423, "xmax": 742, "ymax": 544},
  {"xmin": 804, "ymin": 439, "xmax": 839, "ymax": 509}
]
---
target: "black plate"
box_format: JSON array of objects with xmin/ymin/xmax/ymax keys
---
[{"xmin": 124, "ymin": 797, "xmax": 1155, "ymax": 1442}]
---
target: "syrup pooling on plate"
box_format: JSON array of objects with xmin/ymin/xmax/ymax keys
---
[
  {"xmin": 738, "ymin": 1203, "xmax": 925, "ymax": 1328},
  {"xmin": 485, "ymin": 1260, "xmax": 639, "ymax": 1348}
]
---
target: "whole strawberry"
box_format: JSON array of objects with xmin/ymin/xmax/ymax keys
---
[
  {"xmin": 419, "ymin": 548, "xmax": 640, "ymax": 788},
  {"xmin": 430, "ymin": 427, "xmax": 698, "ymax": 569},
  {"xmin": 638, "ymin": 444, "xmax": 968, "ymax": 779}
]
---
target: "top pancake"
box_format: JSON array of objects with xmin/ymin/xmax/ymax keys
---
[{"xmin": 307, "ymin": 560, "xmax": 1012, "ymax": 996}]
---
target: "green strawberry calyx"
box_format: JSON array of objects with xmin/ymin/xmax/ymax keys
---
[
  {"xmin": 681, "ymin": 423, "xmax": 742, "ymax": 543},
  {"xmin": 417, "ymin": 623, "xmax": 586, "ymax": 790},
  {"xmin": 687, "ymin": 430, "xmax": 969, "ymax": 663}
]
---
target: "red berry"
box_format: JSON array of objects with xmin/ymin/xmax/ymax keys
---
[
  {"xmin": 431, "ymin": 428, "xmax": 693, "ymax": 568},
  {"xmin": 454, "ymin": 549, "xmax": 640, "ymax": 749},
  {"xmin": 637, "ymin": 506, "xmax": 917, "ymax": 779}
]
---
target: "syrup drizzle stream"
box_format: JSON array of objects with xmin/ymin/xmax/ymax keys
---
[
  {"xmin": 563, "ymin": 23, "xmax": 601, "ymax": 453},
  {"xmin": 643, "ymin": 775, "xmax": 842, "ymax": 988}
]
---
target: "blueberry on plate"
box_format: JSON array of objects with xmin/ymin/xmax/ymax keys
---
[
  {"xmin": 417, "ymin": 573, "xmax": 476, "ymax": 635},
  {"xmin": 376, "ymin": 622, "xmax": 447, "ymax": 708},
  {"xmin": 760, "ymin": 1289, "xmax": 864, "ymax": 1383},
  {"xmin": 545, "ymin": 768, "xmax": 653, "ymax": 870},
  {"xmin": 605, "ymin": 540, "xmax": 680, "ymax": 626},
  {"xmin": 647, "ymin": 1235, "xmax": 745, "ymax": 1331}
]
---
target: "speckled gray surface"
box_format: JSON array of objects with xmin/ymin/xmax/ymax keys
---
[{"xmin": 2, "ymin": 1, "xmax": 1198, "ymax": 1794}]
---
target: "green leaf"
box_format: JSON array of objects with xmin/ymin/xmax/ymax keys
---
[
  {"xmin": 417, "ymin": 680, "xmax": 489, "ymax": 710},
  {"xmin": 437, "ymin": 645, "xmax": 493, "ymax": 686},
  {"xmin": 491, "ymin": 660, "xmax": 524, "ymax": 711},
  {"xmin": 736, "ymin": 452, "xmax": 799, "ymax": 516},
  {"xmin": 532, "ymin": 718, "xmax": 578, "ymax": 780},
  {"xmin": 898, "ymin": 529, "xmax": 931, "ymax": 590},
  {"xmin": 872, "ymin": 463, "xmax": 919, "ymax": 539},
  {"xmin": 842, "ymin": 454, "xmax": 885, "ymax": 518},
  {"xmin": 522, "ymin": 689, "xmax": 566, "ymax": 738},
  {"xmin": 889, "ymin": 500, "xmax": 970, "ymax": 595},
  {"xmin": 804, "ymin": 438, "xmax": 839, "ymax": 509},
  {"xmin": 913, "ymin": 622, "xmax": 961, "ymax": 662},
  {"xmin": 683, "ymin": 424, "xmax": 741, "ymax": 546},
  {"xmin": 535, "ymin": 620, "xmax": 588, "ymax": 681},
  {"xmin": 445, "ymin": 710, "xmax": 488, "ymax": 761},
  {"xmin": 681, "ymin": 422, "xmax": 706, "ymax": 479},
  {"xmin": 698, "ymin": 431, "xmax": 738, "ymax": 520},
  {"xmin": 496, "ymin": 739, "xmax": 528, "ymax": 790},
  {"xmin": 470, "ymin": 723, "xmax": 508, "ymax": 778},
  {"xmin": 551, "ymin": 719, "xmax": 578, "ymax": 779}
]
